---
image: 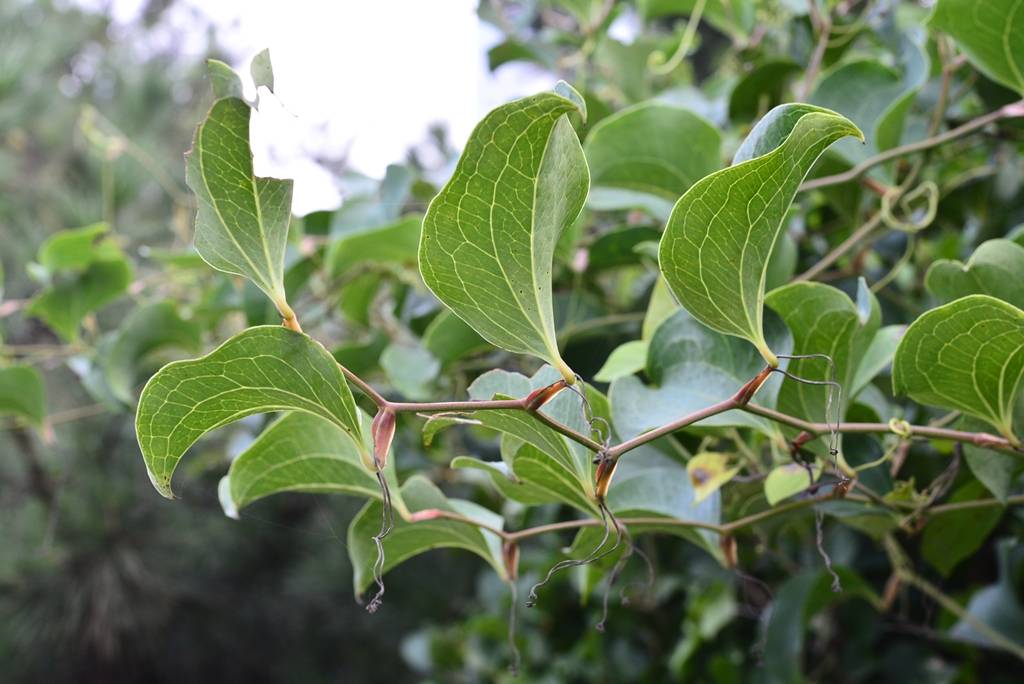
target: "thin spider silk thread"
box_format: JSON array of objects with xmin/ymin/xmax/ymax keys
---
[
  {"xmin": 526, "ymin": 501, "xmax": 623, "ymax": 606},
  {"xmin": 365, "ymin": 468, "xmax": 394, "ymax": 613},
  {"xmin": 525, "ymin": 376, "xmax": 622, "ymax": 607},
  {"xmin": 774, "ymin": 353, "xmax": 845, "ymax": 592},
  {"xmin": 773, "ymin": 353, "xmax": 844, "ymax": 479}
]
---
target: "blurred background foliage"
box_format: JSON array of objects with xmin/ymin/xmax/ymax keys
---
[{"xmin": 2, "ymin": 0, "xmax": 1024, "ymax": 682}]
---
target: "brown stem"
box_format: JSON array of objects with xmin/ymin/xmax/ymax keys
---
[
  {"xmin": 800, "ymin": 101, "xmax": 1024, "ymax": 192},
  {"xmin": 743, "ymin": 404, "xmax": 1022, "ymax": 454},
  {"xmin": 607, "ymin": 365, "xmax": 773, "ymax": 459},
  {"xmin": 794, "ymin": 212, "xmax": 883, "ymax": 282}
]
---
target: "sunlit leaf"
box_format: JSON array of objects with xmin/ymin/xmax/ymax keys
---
[
  {"xmin": 186, "ymin": 85, "xmax": 294, "ymax": 313},
  {"xmin": 659, "ymin": 103, "xmax": 862, "ymax": 365},
  {"xmin": 419, "ymin": 87, "xmax": 588, "ymax": 383},
  {"xmin": 764, "ymin": 463, "xmax": 812, "ymax": 506},
  {"xmin": 136, "ymin": 326, "xmax": 367, "ymax": 498}
]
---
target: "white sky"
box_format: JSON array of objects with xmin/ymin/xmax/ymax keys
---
[{"xmin": 90, "ymin": 0, "xmax": 558, "ymax": 215}]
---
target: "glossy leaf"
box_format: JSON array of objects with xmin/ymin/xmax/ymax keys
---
[
  {"xmin": 929, "ymin": 0, "xmax": 1024, "ymax": 95},
  {"xmin": 419, "ymin": 88, "xmax": 588, "ymax": 383},
  {"xmin": 659, "ymin": 103, "xmax": 862, "ymax": 365},
  {"xmin": 893, "ymin": 295, "xmax": 1024, "ymax": 443},
  {"xmin": 219, "ymin": 412, "xmax": 404, "ymax": 518},
  {"xmin": 610, "ymin": 308, "xmax": 791, "ymax": 440},
  {"xmin": 0, "ymin": 365, "xmax": 46, "ymax": 427},
  {"xmin": 136, "ymin": 326, "xmax": 367, "ymax": 498},
  {"xmin": 186, "ymin": 92, "xmax": 294, "ymax": 311},
  {"xmin": 583, "ymin": 102, "xmax": 720, "ymax": 219},
  {"xmin": 347, "ymin": 475, "xmax": 505, "ymax": 595},
  {"xmin": 926, "ymin": 239, "xmax": 1024, "ymax": 311}
]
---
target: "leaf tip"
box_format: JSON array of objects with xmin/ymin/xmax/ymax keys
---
[{"xmin": 553, "ymin": 80, "xmax": 587, "ymax": 123}]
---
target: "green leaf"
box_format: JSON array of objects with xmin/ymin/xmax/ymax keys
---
[
  {"xmin": 850, "ymin": 325, "xmax": 904, "ymax": 398},
  {"xmin": 103, "ymin": 302, "xmax": 202, "ymax": 404},
  {"xmin": 594, "ymin": 340, "xmax": 648, "ymax": 383},
  {"xmin": 186, "ymin": 94, "xmax": 295, "ymax": 312},
  {"xmin": 135, "ymin": 326, "xmax": 367, "ymax": 498},
  {"xmin": 250, "ymin": 48, "xmax": 274, "ymax": 92},
  {"xmin": 766, "ymin": 281, "xmax": 880, "ymax": 426},
  {"xmin": 926, "ymin": 239, "xmax": 1024, "ymax": 311},
  {"xmin": 347, "ymin": 475, "xmax": 505, "ymax": 595},
  {"xmin": 36, "ymin": 222, "xmax": 111, "ymax": 272},
  {"xmin": 27, "ymin": 253, "xmax": 133, "ymax": 341},
  {"xmin": 764, "ymin": 463, "xmax": 811, "ymax": 506},
  {"xmin": 380, "ymin": 342, "xmax": 440, "ymax": 401},
  {"xmin": 422, "ymin": 310, "xmax": 490, "ymax": 365},
  {"xmin": 893, "ymin": 295, "xmax": 1024, "ymax": 444},
  {"xmin": 220, "ymin": 412, "xmax": 404, "ymax": 518},
  {"xmin": 0, "ymin": 365, "xmax": 46, "ymax": 426},
  {"xmin": 327, "ymin": 214, "xmax": 421, "ymax": 277},
  {"xmin": 466, "ymin": 366, "xmax": 599, "ymax": 513},
  {"xmin": 610, "ymin": 308, "xmax": 791, "ymax": 440},
  {"xmin": 419, "ymin": 88, "xmax": 588, "ymax": 383},
  {"xmin": 929, "ymin": 0, "xmax": 1024, "ymax": 95},
  {"xmin": 728, "ymin": 59, "xmax": 801, "ymax": 122},
  {"xmin": 659, "ymin": 103, "xmax": 862, "ymax": 365},
  {"xmin": 586, "ymin": 225, "xmax": 661, "ymax": 271},
  {"xmin": 583, "ymin": 102, "xmax": 720, "ymax": 219},
  {"xmin": 451, "ymin": 455, "xmax": 561, "ymax": 506},
  {"xmin": 922, "ymin": 480, "xmax": 1003, "ymax": 577}
]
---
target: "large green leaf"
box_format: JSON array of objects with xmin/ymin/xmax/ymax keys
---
[
  {"xmin": 926, "ymin": 239, "xmax": 1024, "ymax": 311},
  {"xmin": 0, "ymin": 365, "xmax": 46, "ymax": 427},
  {"xmin": 610, "ymin": 308, "xmax": 791, "ymax": 440},
  {"xmin": 135, "ymin": 326, "xmax": 367, "ymax": 498},
  {"xmin": 893, "ymin": 295, "xmax": 1024, "ymax": 444},
  {"xmin": 186, "ymin": 93, "xmax": 294, "ymax": 312},
  {"xmin": 929, "ymin": 0, "xmax": 1024, "ymax": 95},
  {"xmin": 219, "ymin": 411, "xmax": 405, "ymax": 518},
  {"xmin": 766, "ymin": 281, "xmax": 880, "ymax": 426},
  {"xmin": 583, "ymin": 102, "xmax": 720, "ymax": 219},
  {"xmin": 810, "ymin": 38, "xmax": 928, "ymax": 165},
  {"xmin": 103, "ymin": 302, "xmax": 202, "ymax": 404},
  {"xmin": 347, "ymin": 475, "xmax": 505, "ymax": 595},
  {"xmin": 419, "ymin": 88, "xmax": 588, "ymax": 383},
  {"xmin": 658, "ymin": 103, "xmax": 862, "ymax": 365}
]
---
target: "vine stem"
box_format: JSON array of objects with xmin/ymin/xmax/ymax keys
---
[
  {"xmin": 411, "ymin": 493, "xmax": 1024, "ymax": 544},
  {"xmin": 800, "ymin": 100, "xmax": 1024, "ymax": 193}
]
